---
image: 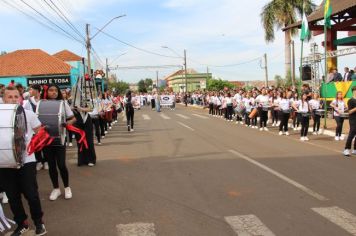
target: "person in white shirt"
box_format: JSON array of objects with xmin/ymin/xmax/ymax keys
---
[
  {"xmin": 225, "ymin": 93, "xmax": 233, "ymax": 121},
  {"xmin": 293, "ymin": 92, "xmax": 311, "ymax": 141},
  {"xmin": 278, "ymin": 91, "xmax": 291, "ymax": 136},
  {"xmin": 291, "ymin": 92, "xmax": 301, "ymax": 131},
  {"xmin": 271, "ymin": 91, "xmax": 281, "ymax": 127},
  {"xmin": 23, "ymin": 85, "xmax": 49, "ymax": 171},
  {"xmin": 256, "ymin": 89, "xmax": 270, "ymax": 131},
  {"xmin": 0, "ymin": 86, "xmax": 47, "ymax": 235},
  {"xmin": 242, "ymin": 92, "xmax": 253, "ymax": 127},
  {"xmin": 330, "ymin": 91, "xmax": 348, "ymax": 141},
  {"xmin": 208, "ymin": 92, "xmax": 214, "ymax": 116},
  {"xmin": 309, "ymin": 93, "xmax": 322, "ymax": 135}
]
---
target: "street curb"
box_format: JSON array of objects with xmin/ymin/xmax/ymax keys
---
[{"xmin": 177, "ymin": 103, "xmax": 343, "ymax": 138}]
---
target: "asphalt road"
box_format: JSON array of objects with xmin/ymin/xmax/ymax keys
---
[{"xmin": 3, "ymin": 105, "xmax": 356, "ymax": 236}]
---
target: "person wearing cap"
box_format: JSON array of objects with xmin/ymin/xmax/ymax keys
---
[{"xmin": 343, "ymin": 86, "xmax": 356, "ymax": 156}]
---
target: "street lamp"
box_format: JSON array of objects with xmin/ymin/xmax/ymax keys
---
[
  {"xmin": 86, "ymin": 15, "xmax": 126, "ymax": 76},
  {"xmin": 161, "ymin": 46, "xmax": 188, "ymax": 93},
  {"xmin": 107, "ymin": 52, "xmax": 128, "ymax": 82}
]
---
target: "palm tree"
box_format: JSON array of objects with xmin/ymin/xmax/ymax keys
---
[{"xmin": 261, "ymin": 0, "xmax": 315, "ymax": 78}]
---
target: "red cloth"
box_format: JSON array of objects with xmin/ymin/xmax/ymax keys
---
[
  {"xmin": 27, "ymin": 126, "xmax": 54, "ymax": 156},
  {"xmin": 65, "ymin": 124, "xmax": 88, "ymax": 152}
]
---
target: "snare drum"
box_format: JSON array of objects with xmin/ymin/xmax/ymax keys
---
[
  {"xmin": 36, "ymin": 100, "xmax": 66, "ymax": 145},
  {"xmin": 297, "ymin": 111, "xmax": 310, "ymax": 117},
  {"xmin": 262, "ymin": 106, "xmax": 271, "ymax": 111},
  {"xmin": 0, "ymin": 104, "xmax": 27, "ymax": 168},
  {"xmin": 340, "ymin": 113, "xmax": 349, "ymax": 118},
  {"xmin": 315, "ymin": 109, "xmax": 325, "ymax": 117},
  {"xmin": 249, "ymin": 108, "xmax": 258, "ymax": 119}
]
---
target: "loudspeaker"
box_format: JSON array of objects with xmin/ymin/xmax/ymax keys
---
[{"xmin": 302, "ymin": 65, "xmax": 312, "ymax": 81}]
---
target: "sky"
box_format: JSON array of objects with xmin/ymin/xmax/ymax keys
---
[{"xmin": 0, "ymin": 0, "xmax": 354, "ymax": 83}]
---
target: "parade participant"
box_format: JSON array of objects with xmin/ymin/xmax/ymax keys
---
[
  {"xmin": 23, "ymin": 85, "xmax": 48, "ymax": 171},
  {"xmin": 41, "ymin": 84, "xmax": 76, "ymax": 201},
  {"xmin": 61, "ymin": 90, "xmax": 74, "ymax": 147},
  {"xmin": 151, "ymin": 92, "xmax": 156, "ymax": 110},
  {"xmin": 293, "ymin": 92, "xmax": 311, "ymax": 141},
  {"xmin": 102, "ymin": 92, "xmax": 113, "ymax": 131},
  {"xmin": 330, "ymin": 91, "xmax": 347, "ymax": 141},
  {"xmin": 344, "ymin": 86, "xmax": 356, "ymax": 156},
  {"xmin": 271, "ymin": 91, "xmax": 281, "ymax": 127},
  {"xmin": 0, "ymin": 86, "xmax": 47, "ymax": 235},
  {"xmin": 216, "ymin": 93, "xmax": 223, "ymax": 117},
  {"xmin": 291, "ymin": 92, "xmax": 301, "ymax": 131},
  {"xmin": 208, "ymin": 92, "xmax": 214, "ymax": 116},
  {"xmin": 89, "ymin": 94, "xmax": 103, "ymax": 145},
  {"xmin": 225, "ymin": 92, "xmax": 233, "ymax": 121},
  {"xmin": 124, "ymin": 90, "xmax": 135, "ymax": 132},
  {"xmin": 278, "ymin": 91, "xmax": 291, "ymax": 136},
  {"xmin": 256, "ymin": 88, "xmax": 270, "ymax": 131},
  {"xmin": 250, "ymin": 92, "xmax": 258, "ymax": 128},
  {"xmin": 242, "ymin": 92, "xmax": 253, "ymax": 127},
  {"xmin": 155, "ymin": 92, "xmax": 161, "ymax": 112},
  {"xmin": 309, "ymin": 93, "xmax": 322, "ymax": 135}
]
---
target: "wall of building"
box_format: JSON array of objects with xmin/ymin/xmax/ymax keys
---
[{"xmin": 0, "ymin": 77, "xmax": 27, "ymax": 87}]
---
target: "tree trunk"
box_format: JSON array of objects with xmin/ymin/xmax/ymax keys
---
[{"xmin": 285, "ymin": 30, "xmax": 292, "ymax": 78}]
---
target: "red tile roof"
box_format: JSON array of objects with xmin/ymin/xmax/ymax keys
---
[
  {"xmin": 53, "ymin": 50, "xmax": 82, "ymax": 62},
  {"xmin": 0, "ymin": 49, "xmax": 71, "ymax": 77}
]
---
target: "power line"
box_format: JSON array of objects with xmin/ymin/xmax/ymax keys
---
[
  {"xmin": 1, "ymin": 0, "xmax": 84, "ymax": 45},
  {"xmin": 19, "ymin": 0, "xmax": 83, "ymax": 43},
  {"xmin": 46, "ymin": 0, "xmax": 86, "ymax": 40},
  {"xmin": 189, "ymin": 56, "xmax": 262, "ymax": 68},
  {"xmin": 94, "ymin": 28, "xmax": 182, "ymax": 59}
]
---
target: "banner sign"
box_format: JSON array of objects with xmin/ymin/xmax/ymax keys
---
[
  {"xmin": 27, "ymin": 76, "xmax": 71, "ymax": 87},
  {"xmin": 160, "ymin": 95, "xmax": 174, "ymax": 106}
]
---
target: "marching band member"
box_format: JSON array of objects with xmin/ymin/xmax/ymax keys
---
[
  {"xmin": 0, "ymin": 86, "xmax": 47, "ymax": 235},
  {"xmin": 208, "ymin": 92, "xmax": 214, "ymax": 116},
  {"xmin": 293, "ymin": 92, "xmax": 311, "ymax": 141},
  {"xmin": 124, "ymin": 90, "xmax": 135, "ymax": 132},
  {"xmin": 278, "ymin": 91, "xmax": 291, "ymax": 136},
  {"xmin": 309, "ymin": 93, "xmax": 322, "ymax": 135},
  {"xmin": 41, "ymin": 84, "xmax": 76, "ymax": 201},
  {"xmin": 271, "ymin": 91, "xmax": 281, "ymax": 127},
  {"xmin": 89, "ymin": 95, "xmax": 103, "ymax": 145},
  {"xmin": 291, "ymin": 92, "xmax": 301, "ymax": 131},
  {"xmin": 256, "ymin": 88, "xmax": 270, "ymax": 131},
  {"xmin": 250, "ymin": 92, "xmax": 258, "ymax": 128},
  {"xmin": 23, "ymin": 85, "xmax": 48, "ymax": 171},
  {"xmin": 330, "ymin": 91, "xmax": 347, "ymax": 141},
  {"xmin": 243, "ymin": 91, "xmax": 253, "ymax": 127},
  {"xmin": 225, "ymin": 93, "xmax": 233, "ymax": 121},
  {"xmin": 344, "ymin": 86, "xmax": 356, "ymax": 156},
  {"xmin": 215, "ymin": 93, "xmax": 223, "ymax": 117},
  {"xmin": 103, "ymin": 92, "xmax": 113, "ymax": 132}
]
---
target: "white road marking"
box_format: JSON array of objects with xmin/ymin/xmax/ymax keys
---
[
  {"xmin": 192, "ymin": 114, "xmax": 208, "ymax": 119},
  {"xmin": 312, "ymin": 207, "xmax": 356, "ymax": 235},
  {"xmin": 116, "ymin": 223, "xmax": 156, "ymax": 236},
  {"xmin": 176, "ymin": 114, "xmax": 190, "ymax": 119},
  {"xmin": 229, "ymin": 149, "xmax": 328, "ymax": 201},
  {"xmin": 177, "ymin": 122, "xmax": 195, "ymax": 131},
  {"xmin": 225, "ymin": 215, "xmax": 275, "ymax": 236},
  {"xmin": 142, "ymin": 114, "xmax": 151, "ymax": 120},
  {"xmin": 160, "ymin": 114, "xmax": 171, "ymax": 120}
]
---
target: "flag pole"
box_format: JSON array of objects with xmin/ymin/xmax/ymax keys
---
[
  {"xmin": 323, "ymin": 2, "xmax": 328, "ymax": 129},
  {"xmin": 300, "ymin": 39, "xmax": 304, "ymax": 95}
]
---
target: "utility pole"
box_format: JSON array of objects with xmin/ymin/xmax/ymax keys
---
[
  {"xmin": 291, "ymin": 40, "xmax": 296, "ymax": 88},
  {"xmin": 86, "ymin": 24, "xmax": 91, "ymax": 76},
  {"xmin": 184, "ymin": 49, "xmax": 188, "ymax": 93},
  {"xmin": 264, "ymin": 53, "xmax": 268, "ymax": 87},
  {"xmin": 156, "ymin": 71, "xmax": 159, "ymax": 89}
]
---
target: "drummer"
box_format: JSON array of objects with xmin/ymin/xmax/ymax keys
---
[
  {"xmin": 255, "ymin": 88, "xmax": 270, "ymax": 131},
  {"xmin": 344, "ymin": 86, "xmax": 356, "ymax": 156},
  {"xmin": 330, "ymin": 91, "xmax": 347, "ymax": 141},
  {"xmin": 293, "ymin": 92, "xmax": 311, "ymax": 141},
  {"xmin": 0, "ymin": 86, "xmax": 47, "ymax": 235},
  {"xmin": 309, "ymin": 93, "xmax": 322, "ymax": 135},
  {"xmin": 278, "ymin": 91, "xmax": 291, "ymax": 136},
  {"xmin": 40, "ymin": 84, "xmax": 76, "ymax": 201}
]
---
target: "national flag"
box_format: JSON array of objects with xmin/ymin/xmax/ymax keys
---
[
  {"xmin": 324, "ymin": 0, "xmax": 332, "ymax": 28},
  {"xmin": 300, "ymin": 12, "xmax": 310, "ymax": 41}
]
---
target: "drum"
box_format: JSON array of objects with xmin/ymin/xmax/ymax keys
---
[
  {"xmin": 0, "ymin": 104, "xmax": 27, "ymax": 168},
  {"xmin": 249, "ymin": 108, "xmax": 258, "ymax": 119},
  {"xmin": 282, "ymin": 109, "xmax": 291, "ymax": 114},
  {"xmin": 36, "ymin": 100, "xmax": 66, "ymax": 145},
  {"xmin": 262, "ymin": 106, "xmax": 271, "ymax": 111},
  {"xmin": 315, "ymin": 109, "xmax": 325, "ymax": 116},
  {"xmin": 340, "ymin": 113, "xmax": 349, "ymax": 118},
  {"xmin": 297, "ymin": 111, "xmax": 310, "ymax": 117}
]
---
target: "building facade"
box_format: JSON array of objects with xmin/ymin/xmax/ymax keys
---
[{"xmin": 164, "ymin": 69, "xmax": 212, "ymax": 93}]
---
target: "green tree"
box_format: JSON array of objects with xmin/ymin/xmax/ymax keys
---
[
  {"xmin": 207, "ymin": 77, "xmax": 234, "ymax": 91},
  {"xmin": 261, "ymin": 0, "xmax": 315, "ymax": 77},
  {"xmin": 138, "ymin": 78, "xmax": 153, "ymax": 93},
  {"xmin": 108, "ymin": 80, "xmax": 129, "ymax": 94},
  {"xmin": 274, "ymin": 75, "xmax": 285, "ymax": 87}
]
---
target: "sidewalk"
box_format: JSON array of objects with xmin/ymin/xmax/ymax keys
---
[{"xmin": 177, "ymin": 103, "xmax": 350, "ymax": 137}]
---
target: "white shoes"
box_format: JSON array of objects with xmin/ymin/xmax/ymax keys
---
[
  {"xmin": 1, "ymin": 192, "xmax": 8, "ymax": 204},
  {"xmin": 304, "ymin": 137, "xmax": 309, "ymax": 141},
  {"xmin": 285, "ymin": 132, "xmax": 290, "ymax": 136},
  {"xmin": 344, "ymin": 149, "xmax": 350, "ymax": 157},
  {"xmin": 293, "ymin": 127, "xmax": 297, "ymax": 131},
  {"xmin": 44, "ymin": 162, "xmax": 49, "ymax": 170},
  {"xmin": 279, "ymin": 131, "xmax": 283, "ymax": 136},
  {"xmin": 65, "ymin": 187, "xmax": 72, "ymax": 199},
  {"xmin": 49, "ymin": 189, "xmax": 61, "ymax": 201},
  {"xmin": 68, "ymin": 142, "xmax": 73, "ymax": 147},
  {"xmin": 340, "ymin": 135, "xmax": 345, "ymax": 141},
  {"xmin": 259, "ymin": 128, "xmax": 263, "ymax": 131},
  {"xmin": 240, "ymin": 121, "xmax": 244, "ymax": 125},
  {"xmin": 300, "ymin": 137, "xmax": 305, "ymax": 141},
  {"xmin": 36, "ymin": 162, "xmax": 43, "ymax": 171},
  {"xmin": 131, "ymin": 129, "xmax": 134, "ymax": 132},
  {"xmin": 352, "ymin": 150, "xmax": 356, "ymax": 155},
  {"xmin": 335, "ymin": 136, "xmax": 340, "ymax": 141},
  {"xmin": 264, "ymin": 127, "xmax": 269, "ymax": 131},
  {"xmin": 312, "ymin": 132, "xmax": 317, "ymax": 135},
  {"xmin": 88, "ymin": 163, "xmax": 95, "ymax": 167}
]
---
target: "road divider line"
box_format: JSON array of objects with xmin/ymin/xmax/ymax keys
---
[
  {"xmin": 176, "ymin": 114, "xmax": 190, "ymax": 119},
  {"xmin": 225, "ymin": 215, "xmax": 275, "ymax": 236},
  {"xmin": 229, "ymin": 149, "xmax": 328, "ymax": 201},
  {"xmin": 142, "ymin": 114, "xmax": 151, "ymax": 120},
  {"xmin": 312, "ymin": 207, "xmax": 356, "ymax": 235},
  {"xmin": 160, "ymin": 114, "xmax": 171, "ymax": 120},
  {"xmin": 116, "ymin": 223, "xmax": 156, "ymax": 236},
  {"xmin": 177, "ymin": 122, "xmax": 195, "ymax": 131},
  {"xmin": 192, "ymin": 114, "xmax": 208, "ymax": 119}
]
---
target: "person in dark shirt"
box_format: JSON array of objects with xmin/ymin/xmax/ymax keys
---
[{"xmin": 343, "ymin": 86, "xmax": 356, "ymax": 156}]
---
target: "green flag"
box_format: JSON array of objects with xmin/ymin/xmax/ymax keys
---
[
  {"xmin": 324, "ymin": 0, "xmax": 332, "ymax": 28},
  {"xmin": 300, "ymin": 12, "xmax": 310, "ymax": 41}
]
